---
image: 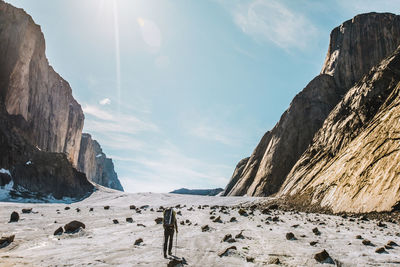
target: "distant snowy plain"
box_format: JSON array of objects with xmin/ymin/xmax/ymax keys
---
[{"xmin": 1, "ymin": 187, "xmax": 400, "ymax": 266}]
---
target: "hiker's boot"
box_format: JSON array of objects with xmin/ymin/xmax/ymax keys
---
[
  {"xmin": 164, "ymin": 253, "xmax": 167, "ymax": 259},
  {"xmin": 168, "ymin": 251, "xmax": 172, "ymax": 256}
]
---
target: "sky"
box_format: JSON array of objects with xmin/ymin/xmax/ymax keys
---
[{"xmin": 6, "ymin": 0, "xmax": 400, "ymax": 193}]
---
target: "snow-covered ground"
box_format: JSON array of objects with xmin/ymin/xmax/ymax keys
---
[{"xmin": 1, "ymin": 188, "xmax": 400, "ymax": 266}]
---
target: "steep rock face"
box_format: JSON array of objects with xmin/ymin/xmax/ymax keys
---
[
  {"xmin": 225, "ymin": 12, "xmax": 400, "ymax": 197},
  {"xmin": 78, "ymin": 133, "xmax": 123, "ymax": 191},
  {"xmin": 223, "ymin": 157, "xmax": 249, "ymax": 196},
  {"xmin": 0, "ymin": 106, "xmax": 94, "ymax": 199},
  {"xmin": 226, "ymin": 75, "xmax": 340, "ymax": 196},
  {"xmin": 279, "ymin": 45, "xmax": 400, "ymax": 213},
  {"xmin": 322, "ymin": 12, "xmax": 400, "ymax": 90},
  {"xmin": 0, "ymin": 1, "xmax": 83, "ymax": 166}
]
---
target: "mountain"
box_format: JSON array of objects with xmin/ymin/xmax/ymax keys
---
[
  {"xmin": 170, "ymin": 188, "xmax": 224, "ymax": 196},
  {"xmin": 0, "ymin": 1, "xmax": 122, "ymax": 199},
  {"xmin": 279, "ymin": 45, "xmax": 400, "ymax": 213},
  {"xmin": 224, "ymin": 13, "xmax": 400, "ymax": 203},
  {"xmin": 78, "ymin": 133, "xmax": 123, "ymax": 191}
]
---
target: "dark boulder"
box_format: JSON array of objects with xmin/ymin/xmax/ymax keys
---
[
  {"xmin": 134, "ymin": 238, "xmax": 143, "ymax": 246},
  {"xmin": 0, "ymin": 235, "xmax": 15, "ymax": 248},
  {"xmin": 155, "ymin": 217, "xmax": 163, "ymax": 224},
  {"xmin": 21, "ymin": 208, "xmax": 32, "ymax": 214},
  {"xmin": 9, "ymin": 211, "xmax": 19, "ymax": 223},
  {"xmin": 126, "ymin": 217, "xmax": 133, "ymax": 223},
  {"xmin": 314, "ymin": 249, "xmax": 334, "ymax": 264},
  {"xmin": 54, "ymin": 227, "xmax": 63, "ymax": 235},
  {"xmin": 64, "ymin": 220, "xmax": 85, "ymax": 233}
]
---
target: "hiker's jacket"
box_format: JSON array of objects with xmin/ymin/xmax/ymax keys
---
[{"xmin": 162, "ymin": 209, "xmax": 178, "ymax": 232}]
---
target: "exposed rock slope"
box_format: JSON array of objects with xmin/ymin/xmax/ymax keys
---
[
  {"xmin": 0, "ymin": 1, "xmax": 83, "ymax": 166},
  {"xmin": 0, "ymin": 106, "xmax": 93, "ymax": 199},
  {"xmin": 78, "ymin": 133, "xmax": 123, "ymax": 191},
  {"xmin": 279, "ymin": 45, "xmax": 400, "ymax": 213},
  {"xmin": 225, "ymin": 12, "xmax": 400, "ymax": 198}
]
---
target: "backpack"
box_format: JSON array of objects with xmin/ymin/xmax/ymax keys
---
[{"xmin": 163, "ymin": 208, "xmax": 174, "ymax": 227}]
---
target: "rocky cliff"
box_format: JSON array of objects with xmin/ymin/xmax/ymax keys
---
[
  {"xmin": 78, "ymin": 133, "xmax": 123, "ymax": 191},
  {"xmin": 0, "ymin": 1, "xmax": 122, "ymax": 199},
  {"xmin": 279, "ymin": 45, "xmax": 400, "ymax": 213},
  {"xmin": 224, "ymin": 12, "xmax": 400, "ymax": 199},
  {"xmin": 0, "ymin": 1, "xmax": 84, "ymax": 166},
  {"xmin": 0, "ymin": 105, "xmax": 93, "ymax": 199}
]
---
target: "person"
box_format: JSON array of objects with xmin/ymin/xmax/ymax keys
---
[{"xmin": 162, "ymin": 207, "xmax": 178, "ymax": 258}]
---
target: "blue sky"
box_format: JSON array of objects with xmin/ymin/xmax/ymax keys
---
[{"xmin": 7, "ymin": 0, "xmax": 399, "ymax": 193}]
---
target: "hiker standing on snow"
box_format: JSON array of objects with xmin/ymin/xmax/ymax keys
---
[{"xmin": 163, "ymin": 207, "xmax": 178, "ymax": 258}]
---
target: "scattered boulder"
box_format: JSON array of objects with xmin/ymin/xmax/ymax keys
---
[
  {"xmin": 272, "ymin": 216, "xmax": 279, "ymax": 222},
  {"xmin": 177, "ymin": 211, "xmax": 182, "ymax": 216},
  {"xmin": 310, "ymin": 241, "xmax": 318, "ymax": 246},
  {"xmin": 113, "ymin": 219, "xmax": 119, "ymax": 224},
  {"xmin": 235, "ymin": 231, "xmax": 245, "ymax": 239},
  {"xmin": 230, "ymin": 217, "xmax": 237, "ymax": 222},
  {"xmin": 65, "ymin": 207, "xmax": 70, "ymax": 210},
  {"xmin": 180, "ymin": 221, "xmax": 185, "ymax": 225},
  {"xmin": 238, "ymin": 208, "xmax": 248, "ymax": 217},
  {"xmin": 54, "ymin": 227, "xmax": 63, "ymax": 236},
  {"xmin": 377, "ymin": 221, "xmax": 387, "ymax": 228},
  {"xmin": 21, "ymin": 208, "xmax": 32, "ymax": 214},
  {"xmin": 362, "ymin": 239, "xmax": 373, "ymax": 246},
  {"xmin": 155, "ymin": 217, "xmax": 163, "ymax": 224},
  {"xmin": 0, "ymin": 235, "xmax": 15, "ymax": 249},
  {"xmin": 130, "ymin": 205, "xmax": 136, "ymax": 210},
  {"xmin": 89, "ymin": 208, "xmax": 94, "ymax": 212},
  {"xmin": 291, "ymin": 224, "xmax": 299, "ymax": 228},
  {"xmin": 126, "ymin": 218, "xmax": 133, "ymax": 223},
  {"xmin": 213, "ymin": 216, "xmax": 222, "ymax": 223},
  {"xmin": 222, "ymin": 234, "xmax": 232, "ymax": 242},
  {"xmin": 167, "ymin": 257, "xmax": 187, "ymax": 267},
  {"xmin": 137, "ymin": 223, "xmax": 146, "ymax": 227},
  {"xmin": 269, "ymin": 258, "xmax": 280, "ymax": 264},
  {"xmin": 76, "ymin": 208, "xmax": 80, "ymax": 212},
  {"xmin": 268, "ymin": 204, "xmax": 279, "ymax": 210},
  {"xmin": 64, "ymin": 220, "xmax": 85, "ymax": 233},
  {"xmin": 314, "ymin": 250, "xmax": 334, "ymax": 264},
  {"xmin": 387, "ymin": 241, "xmax": 398, "ymax": 247},
  {"xmin": 286, "ymin": 232, "xmax": 296, "ymax": 240},
  {"xmin": 104, "ymin": 206, "xmax": 110, "ymax": 210},
  {"xmin": 246, "ymin": 256, "xmax": 255, "ymax": 262},
  {"xmin": 218, "ymin": 246, "xmax": 236, "ymax": 257},
  {"xmin": 355, "ymin": 235, "xmax": 362, "ymax": 239},
  {"xmin": 134, "ymin": 238, "xmax": 143, "ymax": 246},
  {"xmin": 210, "ymin": 215, "xmax": 215, "ymax": 220},
  {"xmin": 201, "ymin": 225, "xmax": 210, "ymax": 232},
  {"xmin": 375, "ymin": 247, "xmax": 387, "ymax": 254},
  {"xmin": 9, "ymin": 211, "xmax": 19, "ymax": 223},
  {"xmin": 360, "ymin": 215, "xmax": 369, "ymax": 221},
  {"xmin": 140, "ymin": 205, "xmax": 149, "ymax": 209},
  {"xmin": 312, "ymin": 227, "xmax": 321, "ymax": 236}
]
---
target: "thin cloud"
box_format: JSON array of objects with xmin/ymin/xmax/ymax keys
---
[
  {"xmin": 83, "ymin": 104, "xmax": 114, "ymax": 120},
  {"xmin": 223, "ymin": 0, "xmax": 318, "ymax": 50},
  {"xmin": 83, "ymin": 104, "xmax": 158, "ymax": 134},
  {"xmin": 99, "ymin": 98, "xmax": 111, "ymax": 105}
]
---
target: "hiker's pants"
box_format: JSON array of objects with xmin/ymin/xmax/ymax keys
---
[{"xmin": 164, "ymin": 227, "xmax": 174, "ymax": 254}]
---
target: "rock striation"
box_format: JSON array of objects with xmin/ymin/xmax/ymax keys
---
[
  {"xmin": 279, "ymin": 45, "xmax": 400, "ymax": 213},
  {"xmin": 224, "ymin": 12, "xmax": 400, "ymax": 199},
  {"xmin": 78, "ymin": 133, "xmax": 123, "ymax": 191}
]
